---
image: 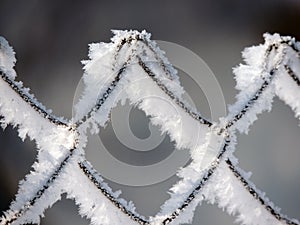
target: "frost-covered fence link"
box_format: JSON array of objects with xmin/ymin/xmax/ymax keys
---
[{"xmin": 0, "ymin": 31, "xmax": 299, "ymax": 225}]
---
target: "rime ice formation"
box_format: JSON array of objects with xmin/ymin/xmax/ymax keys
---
[{"xmin": 0, "ymin": 31, "xmax": 299, "ymax": 225}]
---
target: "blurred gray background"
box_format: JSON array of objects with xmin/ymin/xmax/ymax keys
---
[{"xmin": 0, "ymin": 0, "xmax": 299, "ymax": 224}]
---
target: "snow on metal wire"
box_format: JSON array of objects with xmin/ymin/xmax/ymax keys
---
[{"xmin": 0, "ymin": 31, "xmax": 299, "ymax": 225}]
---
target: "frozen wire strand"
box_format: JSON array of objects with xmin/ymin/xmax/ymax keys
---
[
  {"xmin": 226, "ymin": 159, "xmax": 299, "ymax": 225},
  {"xmin": 0, "ymin": 115, "xmax": 4, "ymax": 126},
  {"xmin": 78, "ymin": 161, "xmax": 150, "ymax": 225},
  {"xmin": 74, "ymin": 65, "xmax": 126, "ymax": 128},
  {"xmin": 223, "ymin": 40, "xmax": 299, "ymax": 131},
  {"xmin": 224, "ymin": 78, "xmax": 271, "ymax": 131},
  {"xmin": 137, "ymin": 56, "xmax": 213, "ymax": 127},
  {"xmin": 115, "ymin": 34, "xmax": 174, "ymax": 80},
  {"xmin": 74, "ymin": 38, "xmax": 129, "ymax": 127},
  {"xmin": 161, "ymin": 149, "xmax": 299, "ymax": 225},
  {"xmin": 161, "ymin": 138, "xmax": 230, "ymax": 225},
  {"xmin": 223, "ymin": 42, "xmax": 283, "ymax": 131},
  {"xmin": 0, "ymin": 140, "xmax": 79, "ymax": 225},
  {"xmin": 113, "ymin": 34, "xmax": 143, "ymax": 65},
  {"xmin": 141, "ymin": 40, "xmax": 175, "ymax": 80},
  {"xmin": 0, "ymin": 70, "xmax": 68, "ymax": 127},
  {"xmin": 74, "ymin": 38, "xmax": 139, "ymax": 128},
  {"xmin": 284, "ymin": 65, "xmax": 300, "ymax": 86}
]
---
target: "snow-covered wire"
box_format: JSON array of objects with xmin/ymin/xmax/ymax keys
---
[
  {"xmin": 79, "ymin": 160, "xmax": 149, "ymax": 225},
  {"xmin": 0, "ymin": 37, "xmax": 79, "ymax": 225},
  {"xmin": 225, "ymin": 159, "xmax": 298, "ymax": 225},
  {"xmin": 285, "ymin": 65, "xmax": 300, "ymax": 86},
  {"xmin": 0, "ymin": 71, "xmax": 68, "ymax": 127},
  {"xmin": 137, "ymin": 56, "xmax": 213, "ymax": 127},
  {"xmin": 0, "ymin": 145, "xmax": 78, "ymax": 225},
  {"xmin": 0, "ymin": 31, "xmax": 299, "ymax": 225}
]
